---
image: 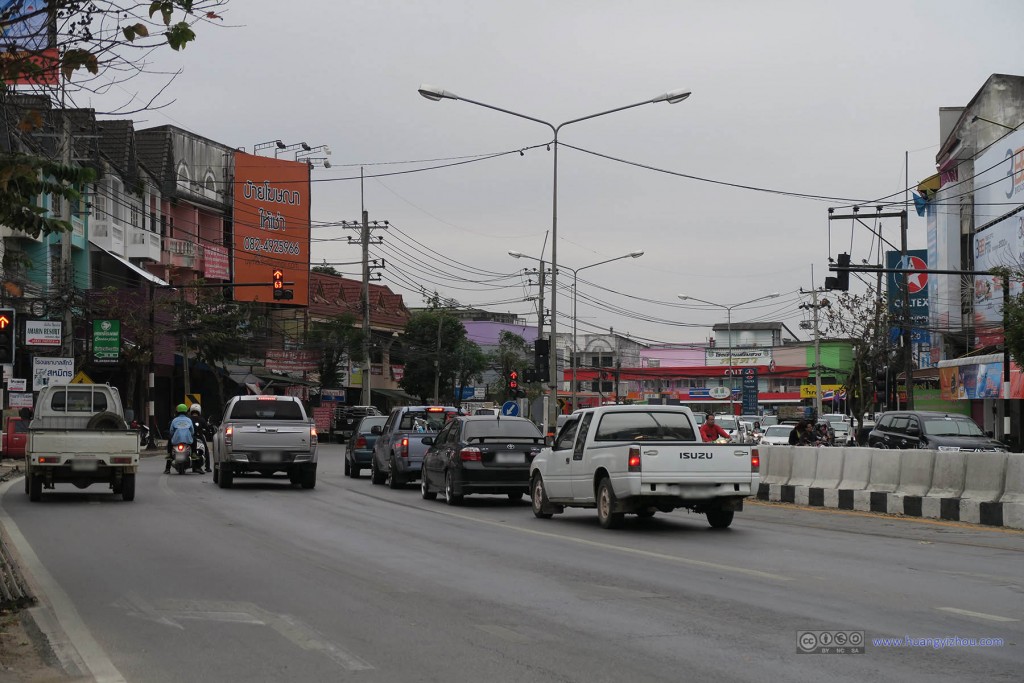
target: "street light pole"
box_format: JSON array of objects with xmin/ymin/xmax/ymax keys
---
[
  {"xmin": 678, "ymin": 293, "xmax": 781, "ymax": 415},
  {"xmin": 422, "ymin": 85, "xmax": 690, "ymax": 430},
  {"xmin": 512, "ymin": 250, "xmax": 643, "ymax": 413}
]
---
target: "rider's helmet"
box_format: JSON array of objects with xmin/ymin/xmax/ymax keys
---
[
  {"xmin": 189, "ymin": 404, "xmax": 202, "ymax": 416},
  {"xmin": 176, "ymin": 403, "xmax": 188, "ymax": 414}
]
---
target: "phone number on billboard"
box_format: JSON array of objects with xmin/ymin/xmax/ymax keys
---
[{"xmin": 243, "ymin": 237, "xmax": 301, "ymax": 255}]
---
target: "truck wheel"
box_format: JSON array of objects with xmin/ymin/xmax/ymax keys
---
[
  {"xmin": 24, "ymin": 471, "xmax": 29, "ymax": 495},
  {"xmin": 370, "ymin": 458, "xmax": 385, "ymax": 485},
  {"xmin": 344, "ymin": 458, "xmax": 351, "ymax": 476},
  {"xmin": 387, "ymin": 457, "xmax": 403, "ymax": 489},
  {"xmin": 218, "ymin": 463, "xmax": 234, "ymax": 489},
  {"xmin": 706, "ymin": 510, "xmax": 734, "ymax": 529},
  {"xmin": 87, "ymin": 411, "xmax": 127, "ymax": 430},
  {"xmin": 349, "ymin": 463, "xmax": 360, "ymax": 479},
  {"xmin": 29, "ymin": 473, "xmax": 42, "ymax": 502},
  {"xmin": 300, "ymin": 465, "xmax": 317, "ymax": 490},
  {"xmin": 121, "ymin": 474, "xmax": 136, "ymax": 502},
  {"xmin": 596, "ymin": 477, "xmax": 624, "ymax": 529},
  {"xmin": 420, "ymin": 473, "xmax": 437, "ymax": 500},
  {"xmin": 531, "ymin": 475, "xmax": 552, "ymax": 519},
  {"xmin": 212, "ymin": 464, "xmax": 220, "ymax": 484},
  {"xmin": 444, "ymin": 470, "xmax": 463, "ymax": 506}
]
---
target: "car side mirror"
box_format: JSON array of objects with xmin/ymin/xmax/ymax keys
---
[
  {"xmin": 906, "ymin": 425, "xmax": 920, "ymax": 436},
  {"xmin": 421, "ymin": 436, "xmax": 434, "ymax": 446},
  {"xmin": 985, "ymin": 430, "xmax": 994, "ymax": 438},
  {"xmin": 371, "ymin": 425, "xmax": 382, "ymax": 435}
]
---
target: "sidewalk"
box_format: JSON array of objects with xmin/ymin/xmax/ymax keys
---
[{"xmin": 0, "ymin": 459, "xmax": 31, "ymax": 613}]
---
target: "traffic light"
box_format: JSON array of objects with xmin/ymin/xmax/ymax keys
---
[
  {"xmin": 272, "ymin": 268, "xmax": 293, "ymax": 300},
  {"xmin": 825, "ymin": 253, "xmax": 851, "ymax": 291},
  {"xmin": 0, "ymin": 308, "xmax": 14, "ymax": 365},
  {"xmin": 874, "ymin": 367, "xmax": 888, "ymax": 406},
  {"xmin": 507, "ymin": 369, "xmax": 519, "ymax": 393},
  {"xmin": 534, "ymin": 338, "xmax": 550, "ymax": 383}
]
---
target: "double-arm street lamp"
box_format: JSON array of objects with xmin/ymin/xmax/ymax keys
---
[
  {"xmin": 420, "ymin": 84, "xmax": 690, "ymax": 429},
  {"xmin": 510, "ymin": 250, "xmax": 643, "ymax": 412},
  {"xmin": 677, "ymin": 292, "xmax": 780, "ymax": 415}
]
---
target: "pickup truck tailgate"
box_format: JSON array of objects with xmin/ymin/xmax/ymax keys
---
[
  {"xmin": 638, "ymin": 443, "xmax": 754, "ymax": 482},
  {"xmin": 231, "ymin": 422, "xmax": 313, "ymax": 451},
  {"xmin": 29, "ymin": 430, "xmax": 140, "ymax": 460}
]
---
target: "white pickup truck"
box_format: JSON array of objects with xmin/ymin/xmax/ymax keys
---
[
  {"xmin": 212, "ymin": 395, "xmax": 318, "ymax": 489},
  {"xmin": 24, "ymin": 384, "xmax": 140, "ymax": 502},
  {"xmin": 529, "ymin": 405, "xmax": 759, "ymax": 529}
]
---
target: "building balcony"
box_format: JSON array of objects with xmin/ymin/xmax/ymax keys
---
[
  {"xmin": 89, "ymin": 221, "xmax": 125, "ymax": 255},
  {"xmin": 126, "ymin": 226, "xmax": 162, "ymax": 262},
  {"xmin": 163, "ymin": 237, "xmax": 202, "ymax": 270}
]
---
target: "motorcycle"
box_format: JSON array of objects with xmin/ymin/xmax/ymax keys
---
[
  {"xmin": 131, "ymin": 420, "xmax": 150, "ymax": 447},
  {"xmin": 171, "ymin": 441, "xmax": 205, "ymax": 474}
]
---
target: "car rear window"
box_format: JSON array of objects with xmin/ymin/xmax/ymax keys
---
[
  {"xmin": 764, "ymin": 425, "xmax": 790, "ymax": 437},
  {"xmin": 230, "ymin": 400, "xmax": 304, "ymax": 420},
  {"xmin": 594, "ymin": 411, "xmax": 696, "ymax": 442},
  {"xmin": 464, "ymin": 419, "xmax": 542, "ymax": 440},
  {"xmin": 50, "ymin": 389, "xmax": 108, "ymax": 413},
  {"xmin": 923, "ymin": 417, "xmax": 985, "ymax": 437},
  {"xmin": 358, "ymin": 416, "xmax": 388, "ymax": 431},
  {"xmin": 400, "ymin": 409, "xmax": 456, "ymax": 431}
]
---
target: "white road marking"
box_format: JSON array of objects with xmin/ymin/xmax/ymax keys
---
[
  {"xmin": 936, "ymin": 607, "xmax": 1019, "ymax": 622},
  {"xmin": 476, "ymin": 624, "xmax": 532, "ymax": 643},
  {"xmin": 0, "ymin": 478, "xmax": 127, "ymax": 683}
]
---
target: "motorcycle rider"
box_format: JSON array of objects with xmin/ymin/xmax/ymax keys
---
[
  {"xmin": 189, "ymin": 403, "xmax": 212, "ymax": 472},
  {"xmin": 165, "ymin": 404, "xmax": 195, "ymax": 474},
  {"xmin": 699, "ymin": 414, "xmax": 732, "ymax": 443}
]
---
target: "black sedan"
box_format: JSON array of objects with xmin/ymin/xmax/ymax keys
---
[
  {"xmin": 345, "ymin": 415, "xmax": 388, "ymax": 478},
  {"xmin": 420, "ymin": 415, "xmax": 544, "ymax": 505}
]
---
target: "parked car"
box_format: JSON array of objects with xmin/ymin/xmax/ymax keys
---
[
  {"xmin": 1, "ymin": 416, "xmax": 28, "ymax": 460},
  {"xmin": 420, "ymin": 415, "xmax": 545, "ymax": 505},
  {"xmin": 345, "ymin": 414, "xmax": 388, "ymax": 478},
  {"xmin": 759, "ymin": 424, "xmax": 793, "ymax": 445},
  {"xmin": 866, "ymin": 411, "xmax": 1006, "ymax": 451}
]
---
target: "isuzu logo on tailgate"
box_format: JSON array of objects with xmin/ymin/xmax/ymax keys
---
[{"xmin": 680, "ymin": 451, "xmax": 713, "ymax": 459}]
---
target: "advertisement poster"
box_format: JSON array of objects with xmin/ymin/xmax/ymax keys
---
[
  {"xmin": 203, "ymin": 244, "xmax": 230, "ymax": 280},
  {"xmin": 25, "ymin": 320, "xmax": 61, "ymax": 346},
  {"xmin": 33, "ymin": 357, "xmax": 74, "ymax": 390},
  {"xmin": 886, "ymin": 249, "xmax": 929, "ymax": 343},
  {"xmin": 93, "ymin": 319, "xmax": 121, "ymax": 364},
  {"xmin": 232, "ymin": 152, "xmax": 310, "ymax": 305},
  {"xmin": 0, "ymin": 0, "xmax": 58, "ymax": 84},
  {"xmin": 939, "ymin": 363, "xmax": 1022, "ymax": 400}
]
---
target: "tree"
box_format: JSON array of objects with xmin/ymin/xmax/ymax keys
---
[
  {"xmin": 311, "ymin": 263, "xmax": 340, "ymax": 276},
  {"xmin": 820, "ymin": 284, "xmax": 897, "ymax": 432},
  {"xmin": 306, "ymin": 314, "xmax": 363, "ymax": 389},
  {"xmin": 0, "ymin": 1, "xmax": 229, "ymax": 237},
  {"xmin": 452, "ymin": 338, "xmax": 488, "ymax": 408},
  {"xmin": 398, "ymin": 309, "xmax": 470, "ymax": 403},
  {"xmin": 489, "ymin": 331, "xmax": 530, "ymax": 402}
]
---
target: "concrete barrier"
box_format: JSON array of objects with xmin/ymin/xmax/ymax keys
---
[
  {"xmin": 854, "ymin": 450, "xmax": 900, "ymax": 512},
  {"xmin": 809, "ymin": 448, "xmax": 844, "ymax": 507},
  {"xmin": 999, "ymin": 454, "xmax": 1024, "ymax": 530},
  {"xmin": 836, "ymin": 448, "xmax": 872, "ymax": 510},
  {"xmin": 922, "ymin": 451, "xmax": 968, "ymax": 520},
  {"xmin": 888, "ymin": 450, "xmax": 935, "ymax": 516},
  {"xmin": 785, "ymin": 448, "xmax": 818, "ymax": 505},
  {"xmin": 959, "ymin": 452, "xmax": 1008, "ymax": 525},
  {"xmin": 757, "ymin": 446, "xmax": 793, "ymax": 502}
]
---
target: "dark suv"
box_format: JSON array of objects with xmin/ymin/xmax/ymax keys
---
[
  {"xmin": 334, "ymin": 405, "xmax": 381, "ymax": 441},
  {"xmin": 866, "ymin": 411, "xmax": 1006, "ymax": 452}
]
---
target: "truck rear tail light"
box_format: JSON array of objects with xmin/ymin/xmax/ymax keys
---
[
  {"xmin": 400, "ymin": 437, "xmax": 409, "ymax": 459},
  {"xmin": 460, "ymin": 447, "xmax": 482, "ymax": 462},
  {"xmin": 751, "ymin": 448, "xmax": 760, "ymax": 473},
  {"xmin": 38, "ymin": 456, "xmax": 59, "ymax": 464},
  {"xmin": 627, "ymin": 445, "xmax": 641, "ymax": 472},
  {"xmin": 310, "ymin": 426, "xmax": 318, "ymax": 446},
  {"xmin": 224, "ymin": 425, "xmax": 233, "ymax": 446},
  {"xmin": 355, "ymin": 435, "xmax": 367, "ymax": 449},
  {"xmin": 110, "ymin": 457, "xmax": 133, "ymax": 465}
]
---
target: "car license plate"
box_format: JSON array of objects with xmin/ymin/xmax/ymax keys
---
[
  {"xmin": 495, "ymin": 452, "xmax": 524, "ymax": 464},
  {"xmin": 262, "ymin": 452, "xmax": 281, "ymax": 463},
  {"xmin": 72, "ymin": 459, "xmax": 98, "ymax": 471}
]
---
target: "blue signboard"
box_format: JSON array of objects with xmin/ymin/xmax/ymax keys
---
[
  {"xmin": 887, "ymin": 249, "xmax": 929, "ymax": 341},
  {"xmin": 740, "ymin": 368, "xmax": 758, "ymax": 415},
  {"xmin": 501, "ymin": 401, "xmax": 520, "ymax": 416}
]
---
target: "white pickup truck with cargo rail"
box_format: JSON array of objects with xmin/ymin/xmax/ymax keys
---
[
  {"xmin": 529, "ymin": 405, "xmax": 759, "ymax": 529},
  {"xmin": 24, "ymin": 384, "xmax": 140, "ymax": 502}
]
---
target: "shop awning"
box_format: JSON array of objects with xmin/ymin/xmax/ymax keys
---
[
  {"xmin": 371, "ymin": 388, "xmax": 420, "ymax": 404},
  {"xmin": 89, "ymin": 238, "xmax": 169, "ymax": 286}
]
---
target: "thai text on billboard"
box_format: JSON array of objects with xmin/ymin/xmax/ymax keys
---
[
  {"xmin": 0, "ymin": 1, "xmax": 58, "ymax": 84},
  {"xmin": 232, "ymin": 152, "xmax": 310, "ymax": 305}
]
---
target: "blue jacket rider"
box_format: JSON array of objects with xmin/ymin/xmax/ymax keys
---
[{"xmin": 165, "ymin": 403, "xmax": 195, "ymax": 473}]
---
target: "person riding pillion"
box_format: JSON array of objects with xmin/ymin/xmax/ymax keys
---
[
  {"xmin": 165, "ymin": 404, "xmax": 195, "ymax": 474},
  {"xmin": 189, "ymin": 403, "xmax": 212, "ymax": 472}
]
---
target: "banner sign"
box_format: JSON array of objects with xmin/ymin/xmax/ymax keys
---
[
  {"xmin": 203, "ymin": 244, "xmax": 231, "ymax": 280},
  {"xmin": 800, "ymin": 384, "xmax": 845, "ymax": 399},
  {"xmin": 25, "ymin": 320, "xmax": 61, "ymax": 346},
  {"xmin": 8, "ymin": 392, "xmax": 33, "ymax": 408},
  {"xmin": 92, "ymin": 319, "xmax": 121, "ymax": 364},
  {"xmin": 265, "ymin": 349, "xmax": 319, "ymax": 372},
  {"xmin": 33, "ymin": 357, "xmax": 74, "ymax": 390},
  {"xmin": 5, "ymin": 378, "xmax": 26, "ymax": 392},
  {"xmin": 705, "ymin": 348, "xmax": 773, "ymax": 366},
  {"xmin": 886, "ymin": 249, "xmax": 929, "ymax": 343}
]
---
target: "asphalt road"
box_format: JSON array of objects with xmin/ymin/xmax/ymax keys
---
[{"xmin": 1, "ymin": 444, "xmax": 1021, "ymax": 682}]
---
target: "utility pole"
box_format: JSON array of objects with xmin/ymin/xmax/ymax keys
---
[
  {"xmin": 344, "ymin": 201, "xmax": 386, "ymax": 407},
  {"xmin": 800, "ymin": 288, "xmax": 826, "ymax": 418},
  {"xmin": 59, "ymin": 113, "xmax": 73, "ymax": 360}
]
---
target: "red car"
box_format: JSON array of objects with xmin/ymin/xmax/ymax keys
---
[{"xmin": 0, "ymin": 417, "xmax": 28, "ymax": 460}]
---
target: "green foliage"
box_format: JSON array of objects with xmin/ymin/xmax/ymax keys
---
[
  {"xmin": 174, "ymin": 287, "xmax": 253, "ymax": 408},
  {"xmin": 307, "ymin": 314, "xmax": 363, "ymax": 389},
  {"xmin": 399, "ymin": 310, "xmax": 473, "ymax": 403},
  {"xmin": 490, "ymin": 331, "xmax": 530, "ymax": 401},
  {"xmin": 311, "ymin": 264, "xmax": 340, "ymax": 276},
  {"xmin": 0, "ymin": 153, "xmax": 95, "ymax": 237}
]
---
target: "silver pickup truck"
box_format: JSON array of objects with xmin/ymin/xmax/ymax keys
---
[
  {"xmin": 25, "ymin": 384, "xmax": 140, "ymax": 502},
  {"xmin": 212, "ymin": 395, "xmax": 318, "ymax": 489},
  {"xmin": 370, "ymin": 405, "xmax": 459, "ymax": 488}
]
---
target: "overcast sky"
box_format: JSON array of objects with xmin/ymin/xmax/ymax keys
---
[{"xmin": 86, "ymin": 0, "xmax": 1024, "ymax": 346}]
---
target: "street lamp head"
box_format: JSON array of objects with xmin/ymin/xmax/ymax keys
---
[
  {"xmin": 678, "ymin": 295, "xmax": 692, "ymax": 301},
  {"xmin": 508, "ymin": 250, "xmax": 524, "ymax": 258},
  {"xmin": 629, "ymin": 250, "xmax": 644, "ymax": 258},
  {"xmin": 418, "ymin": 84, "xmax": 459, "ymax": 101},
  {"xmin": 654, "ymin": 88, "xmax": 692, "ymax": 104}
]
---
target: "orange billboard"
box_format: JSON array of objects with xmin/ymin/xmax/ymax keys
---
[{"xmin": 232, "ymin": 152, "xmax": 310, "ymax": 306}]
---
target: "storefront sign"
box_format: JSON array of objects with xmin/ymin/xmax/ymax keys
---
[
  {"xmin": 705, "ymin": 348, "xmax": 773, "ymax": 366},
  {"xmin": 33, "ymin": 357, "xmax": 74, "ymax": 390},
  {"xmin": 25, "ymin": 320, "xmax": 61, "ymax": 346},
  {"xmin": 9, "ymin": 392, "xmax": 33, "ymax": 408},
  {"xmin": 93, "ymin": 319, "xmax": 121, "ymax": 364},
  {"xmin": 265, "ymin": 349, "xmax": 318, "ymax": 372}
]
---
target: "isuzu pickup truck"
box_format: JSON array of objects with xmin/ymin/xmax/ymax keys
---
[
  {"xmin": 529, "ymin": 405, "xmax": 759, "ymax": 529},
  {"xmin": 212, "ymin": 395, "xmax": 318, "ymax": 489},
  {"xmin": 25, "ymin": 384, "xmax": 140, "ymax": 502}
]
